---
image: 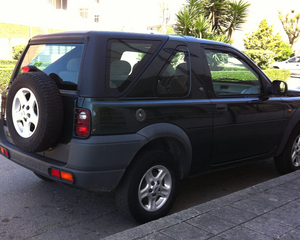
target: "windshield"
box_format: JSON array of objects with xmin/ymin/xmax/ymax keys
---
[{"xmin": 20, "ymin": 44, "xmax": 84, "ymax": 90}]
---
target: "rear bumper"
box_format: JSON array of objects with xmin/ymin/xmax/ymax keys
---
[{"xmin": 0, "ymin": 120, "xmax": 147, "ymax": 191}]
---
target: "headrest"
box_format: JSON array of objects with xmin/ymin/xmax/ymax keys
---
[
  {"xmin": 110, "ymin": 60, "xmax": 131, "ymax": 75},
  {"xmin": 67, "ymin": 58, "xmax": 81, "ymax": 72}
]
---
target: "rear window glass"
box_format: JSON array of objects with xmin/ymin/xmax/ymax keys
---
[
  {"xmin": 106, "ymin": 39, "xmax": 161, "ymax": 93},
  {"xmin": 20, "ymin": 44, "xmax": 83, "ymax": 90}
]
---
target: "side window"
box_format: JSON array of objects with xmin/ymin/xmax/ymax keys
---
[
  {"xmin": 205, "ymin": 50, "xmax": 261, "ymax": 95},
  {"xmin": 106, "ymin": 39, "xmax": 161, "ymax": 93},
  {"xmin": 156, "ymin": 46, "xmax": 190, "ymax": 96}
]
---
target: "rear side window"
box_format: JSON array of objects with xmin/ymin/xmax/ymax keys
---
[
  {"xmin": 20, "ymin": 44, "xmax": 83, "ymax": 90},
  {"xmin": 106, "ymin": 39, "xmax": 161, "ymax": 93},
  {"xmin": 156, "ymin": 46, "xmax": 190, "ymax": 96}
]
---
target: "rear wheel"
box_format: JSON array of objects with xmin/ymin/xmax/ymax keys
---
[
  {"xmin": 274, "ymin": 125, "xmax": 300, "ymax": 174},
  {"xmin": 116, "ymin": 149, "xmax": 179, "ymax": 223}
]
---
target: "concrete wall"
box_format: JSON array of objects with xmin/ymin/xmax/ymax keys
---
[{"xmin": 0, "ymin": 38, "xmax": 28, "ymax": 60}]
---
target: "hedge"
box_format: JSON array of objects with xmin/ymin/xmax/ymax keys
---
[
  {"xmin": 0, "ymin": 60, "xmax": 17, "ymax": 65},
  {"xmin": 211, "ymin": 71, "xmax": 257, "ymax": 81},
  {"xmin": 263, "ymin": 69, "xmax": 290, "ymax": 82},
  {"xmin": 211, "ymin": 69, "xmax": 290, "ymax": 82},
  {"xmin": 0, "ymin": 69, "xmax": 13, "ymax": 93}
]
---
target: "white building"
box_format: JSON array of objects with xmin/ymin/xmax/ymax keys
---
[{"xmin": 0, "ymin": 0, "xmax": 103, "ymax": 59}]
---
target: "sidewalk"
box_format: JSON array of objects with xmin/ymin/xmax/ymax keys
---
[{"xmin": 104, "ymin": 170, "xmax": 300, "ymax": 240}]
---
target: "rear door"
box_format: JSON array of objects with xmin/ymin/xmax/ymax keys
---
[{"xmin": 203, "ymin": 48, "xmax": 284, "ymax": 164}]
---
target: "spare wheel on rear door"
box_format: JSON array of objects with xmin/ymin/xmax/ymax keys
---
[{"xmin": 6, "ymin": 72, "xmax": 64, "ymax": 153}]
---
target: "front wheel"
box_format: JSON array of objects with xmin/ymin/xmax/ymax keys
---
[
  {"xmin": 116, "ymin": 149, "xmax": 180, "ymax": 223},
  {"xmin": 274, "ymin": 125, "xmax": 300, "ymax": 174}
]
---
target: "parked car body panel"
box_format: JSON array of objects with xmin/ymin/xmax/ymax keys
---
[
  {"xmin": 273, "ymin": 56, "xmax": 300, "ymax": 75},
  {"xmin": 1, "ymin": 31, "xmax": 300, "ymax": 191}
]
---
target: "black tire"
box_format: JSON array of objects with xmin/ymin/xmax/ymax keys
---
[
  {"xmin": 6, "ymin": 72, "xmax": 63, "ymax": 152},
  {"xmin": 115, "ymin": 149, "xmax": 180, "ymax": 223},
  {"xmin": 34, "ymin": 172, "xmax": 54, "ymax": 182},
  {"xmin": 274, "ymin": 125, "xmax": 300, "ymax": 174}
]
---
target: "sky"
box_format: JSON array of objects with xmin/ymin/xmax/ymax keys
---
[
  {"xmin": 0, "ymin": 0, "xmax": 299, "ymax": 50},
  {"xmin": 232, "ymin": 0, "xmax": 300, "ymax": 49},
  {"xmin": 98, "ymin": 0, "xmax": 186, "ymax": 31}
]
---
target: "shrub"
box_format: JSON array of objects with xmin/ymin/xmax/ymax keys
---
[
  {"xmin": 0, "ymin": 60, "xmax": 16, "ymax": 93},
  {"xmin": 211, "ymin": 71, "xmax": 257, "ymax": 81},
  {"xmin": 275, "ymin": 41, "xmax": 293, "ymax": 62},
  {"xmin": 12, "ymin": 44, "xmax": 26, "ymax": 60},
  {"xmin": 263, "ymin": 69, "xmax": 290, "ymax": 82},
  {"xmin": 0, "ymin": 60, "xmax": 17, "ymax": 65},
  {"xmin": 0, "ymin": 69, "xmax": 13, "ymax": 93},
  {"xmin": 211, "ymin": 69, "xmax": 290, "ymax": 83},
  {"xmin": 243, "ymin": 50, "xmax": 275, "ymax": 70}
]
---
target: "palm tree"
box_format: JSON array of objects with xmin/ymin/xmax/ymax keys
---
[
  {"xmin": 174, "ymin": 0, "xmax": 251, "ymax": 42},
  {"xmin": 201, "ymin": 0, "xmax": 228, "ymax": 35},
  {"xmin": 226, "ymin": 0, "xmax": 251, "ymax": 39},
  {"xmin": 194, "ymin": 15, "xmax": 211, "ymax": 38},
  {"xmin": 175, "ymin": 6, "xmax": 196, "ymax": 36}
]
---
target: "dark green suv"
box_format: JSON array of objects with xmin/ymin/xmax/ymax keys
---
[{"xmin": 1, "ymin": 31, "xmax": 300, "ymax": 223}]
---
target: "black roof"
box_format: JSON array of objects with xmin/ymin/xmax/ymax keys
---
[{"xmin": 29, "ymin": 31, "xmax": 232, "ymax": 48}]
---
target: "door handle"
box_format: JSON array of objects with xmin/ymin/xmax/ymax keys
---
[{"xmin": 216, "ymin": 103, "xmax": 228, "ymax": 112}]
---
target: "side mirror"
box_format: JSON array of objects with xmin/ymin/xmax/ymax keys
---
[{"xmin": 272, "ymin": 80, "xmax": 288, "ymax": 95}]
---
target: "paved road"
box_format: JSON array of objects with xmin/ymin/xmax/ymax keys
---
[{"xmin": 1, "ymin": 155, "xmax": 281, "ymax": 239}]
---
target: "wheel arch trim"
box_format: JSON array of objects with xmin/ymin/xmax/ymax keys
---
[
  {"xmin": 137, "ymin": 123, "xmax": 192, "ymax": 177},
  {"xmin": 276, "ymin": 107, "xmax": 300, "ymax": 156}
]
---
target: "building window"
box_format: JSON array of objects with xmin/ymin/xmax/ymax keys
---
[
  {"xmin": 94, "ymin": 15, "xmax": 100, "ymax": 23},
  {"xmin": 79, "ymin": 8, "xmax": 89, "ymax": 19},
  {"xmin": 48, "ymin": 0, "xmax": 67, "ymax": 10},
  {"xmin": 48, "ymin": 0, "xmax": 55, "ymax": 7}
]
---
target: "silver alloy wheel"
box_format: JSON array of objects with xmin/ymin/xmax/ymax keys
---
[
  {"xmin": 12, "ymin": 88, "xmax": 39, "ymax": 138},
  {"xmin": 291, "ymin": 135, "xmax": 300, "ymax": 167},
  {"xmin": 138, "ymin": 165, "xmax": 172, "ymax": 212}
]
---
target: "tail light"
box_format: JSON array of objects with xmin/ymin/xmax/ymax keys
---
[
  {"xmin": 49, "ymin": 168, "xmax": 74, "ymax": 183},
  {"xmin": 74, "ymin": 108, "xmax": 91, "ymax": 138}
]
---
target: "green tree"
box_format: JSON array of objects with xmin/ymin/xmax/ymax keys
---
[
  {"xmin": 279, "ymin": 10, "xmax": 300, "ymax": 48},
  {"xmin": 201, "ymin": 0, "xmax": 228, "ymax": 34},
  {"xmin": 175, "ymin": 5, "xmax": 196, "ymax": 36},
  {"xmin": 275, "ymin": 41, "xmax": 293, "ymax": 62},
  {"xmin": 226, "ymin": 0, "xmax": 251, "ymax": 39},
  {"xmin": 12, "ymin": 44, "xmax": 26, "ymax": 60},
  {"xmin": 243, "ymin": 19, "xmax": 291, "ymax": 69},
  {"xmin": 174, "ymin": 0, "xmax": 250, "ymax": 41},
  {"xmin": 243, "ymin": 19, "xmax": 283, "ymax": 57}
]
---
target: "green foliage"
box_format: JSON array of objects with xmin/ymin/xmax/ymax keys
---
[
  {"xmin": 174, "ymin": 0, "xmax": 250, "ymax": 42},
  {"xmin": 174, "ymin": 6, "xmax": 196, "ymax": 36},
  {"xmin": 275, "ymin": 41, "xmax": 293, "ymax": 62},
  {"xmin": 12, "ymin": 44, "xmax": 26, "ymax": 60},
  {"xmin": 263, "ymin": 69, "xmax": 290, "ymax": 81},
  {"xmin": 0, "ymin": 60, "xmax": 16, "ymax": 93},
  {"xmin": 211, "ymin": 70, "xmax": 257, "ymax": 81},
  {"xmin": 279, "ymin": 10, "xmax": 300, "ymax": 48},
  {"xmin": 226, "ymin": 0, "xmax": 251, "ymax": 39},
  {"xmin": 243, "ymin": 50, "xmax": 275, "ymax": 70},
  {"xmin": 244, "ymin": 19, "xmax": 283, "ymax": 58},
  {"xmin": 0, "ymin": 60, "xmax": 17, "ymax": 65},
  {"xmin": 0, "ymin": 69, "xmax": 12, "ymax": 93},
  {"xmin": 244, "ymin": 19, "xmax": 294, "ymax": 65}
]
